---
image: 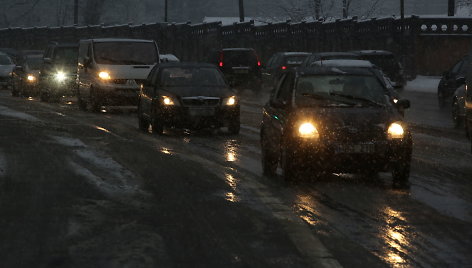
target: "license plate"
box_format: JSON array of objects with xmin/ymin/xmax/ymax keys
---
[
  {"xmin": 335, "ymin": 143, "xmax": 375, "ymax": 154},
  {"xmin": 233, "ymin": 69, "xmax": 249, "ymax": 74},
  {"xmin": 188, "ymin": 107, "xmax": 215, "ymax": 117}
]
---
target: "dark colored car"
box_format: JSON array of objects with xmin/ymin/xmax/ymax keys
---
[
  {"xmin": 260, "ymin": 66, "xmax": 412, "ymax": 187},
  {"xmin": 352, "ymin": 50, "xmax": 406, "ymax": 90},
  {"xmin": 452, "ymin": 83, "xmax": 467, "ymax": 128},
  {"xmin": 262, "ymin": 52, "xmax": 310, "ymax": 87},
  {"xmin": 208, "ymin": 48, "xmax": 262, "ymax": 90},
  {"xmin": 437, "ymin": 55, "xmax": 469, "ymax": 108},
  {"xmin": 0, "ymin": 52, "xmax": 15, "ymax": 90},
  {"xmin": 300, "ymin": 52, "xmax": 361, "ymax": 68},
  {"xmin": 11, "ymin": 55, "xmax": 43, "ymax": 97},
  {"xmin": 138, "ymin": 63, "xmax": 240, "ymax": 135},
  {"xmin": 39, "ymin": 42, "xmax": 78, "ymax": 102}
]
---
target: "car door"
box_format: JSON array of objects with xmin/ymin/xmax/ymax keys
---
[
  {"xmin": 263, "ymin": 73, "xmax": 295, "ymax": 154},
  {"xmin": 140, "ymin": 66, "xmax": 159, "ymax": 119}
]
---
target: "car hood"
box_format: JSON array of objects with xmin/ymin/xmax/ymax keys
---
[
  {"xmin": 159, "ymin": 86, "xmax": 235, "ymax": 98},
  {"xmin": 0, "ymin": 65, "xmax": 15, "ymax": 77},
  {"xmin": 97, "ymin": 64, "xmax": 154, "ymax": 80}
]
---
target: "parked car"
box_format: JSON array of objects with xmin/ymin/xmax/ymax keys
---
[
  {"xmin": 77, "ymin": 38, "xmax": 160, "ymax": 112},
  {"xmin": 262, "ymin": 52, "xmax": 310, "ymax": 87},
  {"xmin": 0, "ymin": 52, "xmax": 15, "ymax": 90},
  {"xmin": 260, "ymin": 66, "xmax": 412, "ymax": 187},
  {"xmin": 11, "ymin": 55, "xmax": 44, "ymax": 97},
  {"xmin": 351, "ymin": 50, "xmax": 406, "ymax": 90},
  {"xmin": 437, "ymin": 55, "xmax": 469, "ymax": 108},
  {"xmin": 208, "ymin": 48, "xmax": 262, "ymax": 90},
  {"xmin": 300, "ymin": 52, "xmax": 361, "ymax": 68},
  {"xmin": 160, "ymin": 54, "xmax": 180, "ymax": 63},
  {"xmin": 138, "ymin": 63, "xmax": 240, "ymax": 134},
  {"xmin": 38, "ymin": 42, "xmax": 78, "ymax": 102}
]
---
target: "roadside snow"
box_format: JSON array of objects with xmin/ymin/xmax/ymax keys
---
[
  {"xmin": 405, "ymin": 76, "xmax": 441, "ymax": 93},
  {"xmin": 50, "ymin": 136, "xmax": 88, "ymax": 148},
  {"xmin": 0, "ymin": 105, "xmax": 41, "ymax": 122}
]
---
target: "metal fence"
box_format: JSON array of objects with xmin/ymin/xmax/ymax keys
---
[{"xmin": 1, "ymin": 16, "xmax": 472, "ymax": 76}]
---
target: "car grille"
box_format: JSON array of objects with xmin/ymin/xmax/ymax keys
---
[
  {"xmin": 326, "ymin": 127, "xmax": 385, "ymax": 143},
  {"xmin": 181, "ymin": 97, "xmax": 220, "ymax": 107}
]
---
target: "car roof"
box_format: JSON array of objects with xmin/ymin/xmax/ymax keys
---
[
  {"xmin": 51, "ymin": 43, "xmax": 78, "ymax": 48},
  {"xmin": 312, "ymin": 59, "xmax": 375, "ymax": 68},
  {"xmin": 281, "ymin": 52, "xmax": 311, "ymax": 57},
  {"xmin": 296, "ymin": 66, "xmax": 377, "ymax": 76},
  {"xmin": 311, "ymin": 52, "xmax": 359, "ymax": 57},
  {"xmin": 351, "ymin": 50, "xmax": 394, "ymax": 56},
  {"xmin": 222, "ymin": 48, "xmax": 255, "ymax": 52},
  {"xmin": 158, "ymin": 62, "xmax": 218, "ymax": 68},
  {"xmin": 89, "ymin": 38, "xmax": 155, "ymax": 43}
]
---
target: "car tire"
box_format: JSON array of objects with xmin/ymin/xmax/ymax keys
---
[
  {"xmin": 137, "ymin": 102, "xmax": 150, "ymax": 132},
  {"xmin": 281, "ymin": 146, "xmax": 298, "ymax": 182},
  {"xmin": 452, "ymin": 100, "xmax": 463, "ymax": 128},
  {"xmin": 90, "ymin": 87, "xmax": 102, "ymax": 113},
  {"xmin": 261, "ymin": 133, "xmax": 278, "ymax": 177},
  {"xmin": 152, "ymin": 115, "xmax": 164, "ymax": 135},
  {"xmin": 228, "ymin": 117, "xmax": 240, "ymax": 135}
]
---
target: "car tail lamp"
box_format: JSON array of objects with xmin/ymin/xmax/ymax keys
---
[
  {"xmin": 219, "ymin": 52, "xmax": 224, "ymax": 67},
  {"xmin": 281, "ymin": 66, "xmax": 287, "ymax": 70},
  {"xmin": 257, "ymin": 61, "xmax": 261, "ymax": 67},
  {"xmin": 219, "ymin": 61, "xmax": 224, "ymax": 67}
]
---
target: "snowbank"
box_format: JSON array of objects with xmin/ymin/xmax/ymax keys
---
[{"xmin": 405, "ymin": 76, "xmax": 441, "ymax": 93}]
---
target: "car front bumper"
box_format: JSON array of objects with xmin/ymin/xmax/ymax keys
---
[{"xmin": 156, "ymin": 105, "xmax": 240, "ymax": 129}]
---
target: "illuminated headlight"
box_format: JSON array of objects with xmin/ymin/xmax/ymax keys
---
[
  {"xmin": 55, "ymin": 72, "xmax": 67, "ymax": 82},
  {"xmin": 27, "ymin": 75, "xmax": 36, "ymax": 82},
  {"xmin": 298, "ymin": 122, "xmax": 320, "ymax": 139},
  {"xmin": 162, "ymin": 96, "xmax": 175, "ymax": 106},
  {"xmin": 224, "ymin": 96, "xmax": 237, "ymax": 106},
  {"xmin": 393, "ymin": 98, "xmax": 399, "ymax": 104},
  {"xmin": 388, "ymin": 122, "xmax": 404, "ymax": 139},
  {"xmin": 98, "ymin": 71, "xmax": 111, "ymax": 80}
]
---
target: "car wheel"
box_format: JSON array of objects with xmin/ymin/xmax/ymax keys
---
[
  {"xmin": 452, "ymin": 100, "xmax": 463, "ymax": 128},
  {"xmin": 281, "ymin": 146, "xmax": 298, "ymax": 182},
  {"xmin": 137, "ymin": 102, "xmax": 150, "ymax": 132},
  {"xmin": 437, "ymin": 89, "xmax": 445, "ymax": 108},
  {"xmin": 228, "ymin": 117, "xmax": 240, "ymax": 135},
  {"xmin": 90, "ymin": 88, "xmax": 102, "ymax": 113},
  {"xmin": 261, "ymin": 132, "xmax": 278, "ymax": 177}
]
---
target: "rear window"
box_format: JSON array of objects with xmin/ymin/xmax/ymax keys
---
[
  {"xmin": 362, "ymin": 55, "xmax": 399, "ymax": 70},
  {"xmin": 223, "ymin": 50, "xmax": 258, "ymax": 66},
  {"xmin": 161, "ymin": 67, "xmax": 226, "ymax": 87},
  {"xmin": 285, "ymin": 56, "xmax": 308, "ymax": 66}
]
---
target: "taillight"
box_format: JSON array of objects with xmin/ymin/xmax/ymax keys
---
[
  {"xmin": 219, "ymin": 61, "xmax": 224, "ymax": 67},
  {"xmin": 281, "ymin": 66, "xmax": 287, "ymax": 70},
  {"xmin": 257, "ymin": 61, "xmax": 261, "ymax": 67}
]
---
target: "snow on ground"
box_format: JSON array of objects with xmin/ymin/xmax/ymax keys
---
[
  {"xmin": 405, "ymin": 76, "xmax": 441, "ymax": 93},
  {"xmin": 0, "ymin": 105, "xmax": 41, "ymax": 122}
]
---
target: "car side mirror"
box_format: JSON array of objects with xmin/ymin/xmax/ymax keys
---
[
  {"xmin": 456, "ymin": 77, "xmax": 466, "ymax": 85},
  {"xmin": 396, "ymin": 99, "xmax": 410, "ymax": 110}
]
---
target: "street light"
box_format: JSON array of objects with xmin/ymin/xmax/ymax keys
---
[{"xmin": 239, "ymin": 0, "xmax": 245, "ymax": 22}]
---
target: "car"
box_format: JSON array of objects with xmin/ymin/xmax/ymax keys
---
[
  {"xmin": 437, "ymin": 55, "xmax": 469, "ymax": 108},
  {"xmin": 38, "ymin": 42, "xmax": 78, "ymax": 102},
  {"xmin": 260, "ymin": 66, "xmax": 412, "ymax": 187},
  {"xmin": 300, "ymin": 52, "xmax": 361, "ymax": 68},
  {"xmin": 138, "ymin": 63, "xmax": 240, "ymax": 134},
  {"xmin": 208, "ymin": 48, "xmax": 262, "ymax": 90},
  {"xmin": 77, "ymin": 38, "xmax": 160, "ymax": 112},
  {"xmin": 0, "ymin": 52, "xmax": 15, "ymax": 90},
  {"xmin": 160, "ymin": 54, "xmax": 180, "ymax": 63},
  {"xmin": 451, "ymin": 81, "xmax": 467, "ymax": 128},
  {"xmin": 262, "ymin": 52, "xmax": 310, "ymax": 87},
  {"xmin": 11, "ymin": 55, "xmax": 44, "ymax": 97},
  {"xmin": 351, "ymin": 50, "xmax": 406, "ymax": 90}
]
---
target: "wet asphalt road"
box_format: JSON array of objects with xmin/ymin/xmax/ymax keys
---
[{"xmin": 0, "ymin": 87, "xmax": 471, "ymax": 268}]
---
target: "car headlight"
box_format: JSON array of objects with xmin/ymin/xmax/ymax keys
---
[
  {"xmin": 27, "ymin": 75, "xmax": 36, "ymax": 82},
  {"xmin": 98, "ymin": 71, "xmax": 111, "ymax": 80},
  {"xmin": 388, "ymin": 122, "xmax": 404, "ymax": 139},
  {"xmin": 55, "ymin": 71, "xmax": 66, "ymax": 82},
  {"xmin": 298, "ymin": 122, "xmax": 320, "ymax": 139},
  {"xmin": 162, "ymin": 96, "xmax": 175, "ymax": 106},
  {"xmin": 224, "ymin": 96, "xmax": 237, "ymax": 106}
]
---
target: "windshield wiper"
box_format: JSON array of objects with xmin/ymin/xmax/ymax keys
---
[{"xmin": 329, "ymin": 92, "xmax": 385, "ymax": 107}]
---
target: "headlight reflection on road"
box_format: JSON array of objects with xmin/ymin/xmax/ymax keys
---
[
  {"xmin": 380, "ymin": 207, "xmax": 410, "ymax": 266},
  {"xmin": 225, "ymin": 140, "xmax": 238, "ymax": 162},
  {"xmin": 294, "ymin": 194, "xmax": 320, "ymax": 226},
  {"xmin": 224, "ymin": 173, "xmax": 239, "ymax": 203}
]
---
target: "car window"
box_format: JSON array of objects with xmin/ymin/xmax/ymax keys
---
[
  {"xmin": 451, "ymin": 60, "xmax": 463, "ymax": 74},
  {"xmin": 94, "ymin": 42, "xmax": 158, "ymax": 65},
  {"xmin": 459, "ymin": 58, "xmax": 469, "ymax": 75},
  {"xmin": 54, "ymin": 47, "xmax": 78, "ymax": 65},
  {"xmin": 276, "ymin": 73, "xmax": 294, "ymax": 101}
]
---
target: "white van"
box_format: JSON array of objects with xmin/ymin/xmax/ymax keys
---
[{"xmin": 77, "ymin": 38, "xmax": 159, "ymax": 111}]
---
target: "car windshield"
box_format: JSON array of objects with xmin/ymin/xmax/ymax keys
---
[
  {"xmin": 94, "ymin": 42, "xmax": 158, "ymax": 65},
  {"xmin": 0, "ymin": 55, "xmax": 13, "ymax": 65},
  {"xmin": 26, "ymin": 57, "xmax": 43, "ymax": 69},
  {"xmin": 53, "ymin": 47, "xmax": 78, "ymax": 65},
  {"xmin": 161, "ymin": 67, "xmax": 226, "ymax": 87},
  {"xmin": 296, "ymin": 75, "xmax": 387, "ymax": 105}
]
